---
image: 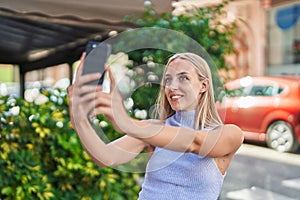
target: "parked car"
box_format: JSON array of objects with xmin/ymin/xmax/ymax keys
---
[{"xmin": 216, "ymin": 76, "xmax": 300, "ymax": 153}]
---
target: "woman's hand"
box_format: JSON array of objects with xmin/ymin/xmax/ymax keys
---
[
  {"xmin": 67, "ymin": 53, "xmax": 130, "ymax": 133},
  {"xmin": 67, "ymin": 53, "xmax": 102, "ymax": 130}
]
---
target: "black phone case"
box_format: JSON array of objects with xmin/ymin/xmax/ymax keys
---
[{"xmin": 82, "ymin": 41, "xmax": 111, "ymax": 85}]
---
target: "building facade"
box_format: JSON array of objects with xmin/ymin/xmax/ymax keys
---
[
  {"xmin": 266, "ymin": 0, "xmax": 300, "ymax": 75},
  {"xmin": 226, "ymin": 0, "xmax": 300, "ymax": 77}
]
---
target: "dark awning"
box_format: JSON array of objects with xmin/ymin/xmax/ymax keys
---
[
  {"xmin": 0, "ymin": 1, "xmax": 172, "ymax": 96},
  {"xmin": 0, "ymin": 7, "xmax": 138, "ymax": 73},
  {"xmin": 0, "ymin": 8, "xmax": 139, "ymax": 96},
  {"xmin": 0, "ymin": 0, "xmax": 172, "ymax": 71}
]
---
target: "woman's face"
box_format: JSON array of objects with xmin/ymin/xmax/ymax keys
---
[{"xmin": 164, "ymin": 58, "xmax": 207, "ymax": 111}]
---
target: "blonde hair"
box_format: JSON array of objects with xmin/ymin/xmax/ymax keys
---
[{"xmin": 155, "ymin": 52, "xmax": 223, "ymax": 129}]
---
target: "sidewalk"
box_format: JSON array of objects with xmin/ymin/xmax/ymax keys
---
[{"xmin": 237, "ymin": 143, "xmax": 300, "ymax": 167}]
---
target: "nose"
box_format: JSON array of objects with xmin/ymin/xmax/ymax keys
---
[{"xmin": 166, "ymin": 79, "xmax": 179, "ymax": 90}]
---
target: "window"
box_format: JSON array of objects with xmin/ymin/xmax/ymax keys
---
[
  {"xmin": 249, "ymin": 86, "xmax": 274, "ymax": 96},
  {"xmin": 226, "ymin": 87, "xmax": 245, "ymax": 97},
  {"xmin": 267, "ymin": 3, "xmax": 300, "ymax": 75},
  {"xmin": 227, "ymin": 85, "xmax": 284, "ymax": 97}
]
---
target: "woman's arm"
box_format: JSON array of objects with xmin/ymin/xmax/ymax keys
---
[
  {"xmin": 73, "ymin": 117, "xmax": 147, "ymax": 167},
  {"xmin": 68, "ymin": 54, "xmax": 148, "ymax": 167},
  {"xmin": 117, "ymin": 119, "xmax": 243, "ymax": 158},
  {"xmin": 93, "ymin": 67, "xmax": 244, "ymax": 158}
]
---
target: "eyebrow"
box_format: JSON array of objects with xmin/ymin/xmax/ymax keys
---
[{"xmin": 165, "ymin": 72, "xmax": 190, "ymax": 77}]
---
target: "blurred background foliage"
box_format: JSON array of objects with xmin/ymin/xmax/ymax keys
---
[
  {"xmin": 0, "ymin": 89, "xmax": 140, "ymax": 199},
  {"xmin": 124, "ymin": 1, "xmax": 237, "ymax": 112},
  {"xmin": 0, "ymin": 1, "xmax": 236, "ymax": 199},
  {"xmin": 125, "ymin": 1, "xmax": 236, "ymax": 70}
]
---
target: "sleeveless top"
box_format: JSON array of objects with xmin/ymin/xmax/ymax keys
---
[{"xmin": 138, "ymin": 110, "xmax": 225, "ymax": 200}]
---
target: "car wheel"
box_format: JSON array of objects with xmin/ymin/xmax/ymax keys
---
[{"xmin": 266, "ymin": 121, "xmax": 299, "ymax": 153}]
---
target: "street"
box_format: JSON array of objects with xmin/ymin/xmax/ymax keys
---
[{"xmin": 219, "ymin": 143, "xmax": 300, "ymax": 200}]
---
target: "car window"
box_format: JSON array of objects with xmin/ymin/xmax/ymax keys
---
[
  {"xmin": 226, "ymin": 85, "xmax": 285, "ymax": 97},
  {"xmin": 277, "ymin": 87, "xmax": 284, "ymax": 94},
  {"xmin": 248, "ymin": 85, "xmax": 286, "ymax": 96},
  {"xmin": 248, "ymin": 86, "xmax": 273, "ymax": 96},
  {"xmin": 226, "ymin": 88, "xmax": 245, "ymax": 97}
]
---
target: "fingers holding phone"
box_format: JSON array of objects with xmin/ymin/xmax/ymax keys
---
[
  {"xmin": 82, "ymin": 41, "xmax": 111, "ymax": 85},
  {"xmin": 69, "ymin": 40, "xmax": 113, "ymax": 120},
  {"xmin": 72, "ymin": 40, "xmax": 111, "ymax": 96}
]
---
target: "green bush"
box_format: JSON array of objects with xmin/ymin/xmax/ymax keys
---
[
  {"xmin": 125, "ymin": 1, "xmax": 236, "ymax": 70},
  {"xmin": 0, "ymin": 88, "xmax": 140, "ymax": 200},
  {"xmin": 122, "ymin": 1, "xmax": 237, "ymax": 109}
]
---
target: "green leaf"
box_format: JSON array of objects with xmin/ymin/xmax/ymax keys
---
[{"xmin": 1, "ymin": 186, "xmax": 13, "ymax": 195}]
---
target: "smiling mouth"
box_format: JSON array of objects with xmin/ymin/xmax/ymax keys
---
[{"xmin": 170, "ymin": 94, "xmax": 183, "ymax": 101}]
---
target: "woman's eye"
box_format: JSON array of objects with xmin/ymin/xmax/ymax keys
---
[
  {"xmin": 165, "ymin": 77, "xmax": 172, "ymax": 84},
  {"xmin": 179, "ymin": 76, "xmax": 188, "ymax": 81}
]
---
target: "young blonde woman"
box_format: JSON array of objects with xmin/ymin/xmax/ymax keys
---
[{"xmin": 68, "ymin": 52, "xmax": 244, "ymax": 199}]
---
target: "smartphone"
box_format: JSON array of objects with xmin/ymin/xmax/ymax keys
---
[{"xmin": 82, "ymin": 40, "xmax": 111, "ymax": 85}]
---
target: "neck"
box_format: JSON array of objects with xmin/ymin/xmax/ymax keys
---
[{"xmin": 167, "ymin": 110, "xmax": 196, "ymax": 129}]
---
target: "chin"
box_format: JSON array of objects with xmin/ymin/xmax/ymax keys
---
[
  {"xmin": 170, "ymin": 105, "xmax": 181, "ymax": 111},
  {"xmin": 171, "ymin": 104, "xmax": 187, "ymax": 111}
]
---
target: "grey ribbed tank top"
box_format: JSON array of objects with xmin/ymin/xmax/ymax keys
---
[{"xmin": 138, "ymin": 110, "xmax": 225, "ymax": 200}]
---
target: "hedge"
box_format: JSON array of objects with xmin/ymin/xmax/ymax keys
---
[{"xmin": 0, "ymin": 88, "xmax": 141, "ymax": 200}]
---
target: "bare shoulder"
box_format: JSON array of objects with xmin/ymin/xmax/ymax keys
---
[
  {"xmin": 215, "ymin": 124, "xmax": 243, "ymax": 141},
  {"xmin": 213, "ymin": 124, "xmax": 242, "ymax": 132},
  {"xmin": 214, "ymin": 124, "xmax": 243, "ymax": 174},
  {"xmin": 225, "ymin": 124, "xmax": 242, "ymax": 131},
  {"xmin": 226, "ymin": 124, "xmax": 244, "ymax": 143}
]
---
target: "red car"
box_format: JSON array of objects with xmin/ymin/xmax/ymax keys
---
[{"xmin": 217, "ymin": 76, "xmax": 300, "ymax": 153}]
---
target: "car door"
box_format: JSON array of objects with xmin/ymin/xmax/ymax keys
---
[
  {"xmin": 222, "ymin": 84, "xmax": 278, "ymax": 133},
  {"xmin": 230, "ymin": 84, "xmax": 277, "ymax": 133}
]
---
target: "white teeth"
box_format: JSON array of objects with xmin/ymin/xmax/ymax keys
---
[{"xmin": 171, "ymin": 95, "xmax": 181, "ymax": 100}]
